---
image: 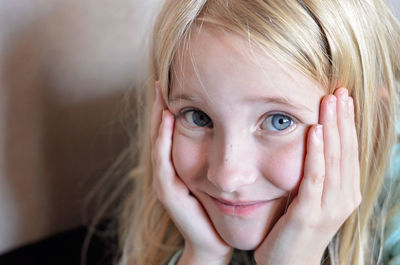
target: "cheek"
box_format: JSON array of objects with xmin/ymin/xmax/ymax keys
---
[
  {"xmin": 172, "ymin": 132, "xmax": 206, "ymax": 185},
  {"xmin": 262, "ymin": 135, "xmax": 306, "ymax": 191}
]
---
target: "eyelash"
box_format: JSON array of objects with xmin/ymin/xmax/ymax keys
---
[
  {"xmin": 175, "ymin": 108, "xmax": 214, "ymax": 128},
  {"xmin": 258, "ymin": 112, "xmax": 297, "ymax": 133},
  {"xmin": 175, "ymin": 108, "xmax": 297, "ymax": 133}
]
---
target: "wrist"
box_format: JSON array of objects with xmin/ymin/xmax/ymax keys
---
[
  {"xmin": 177, "ymin": 243, "xmax": 232, "ymax": 265},
  {"xmin": 254, "ymin": 251, "xmax": 322, "ymax": 265},
  {"xmin": 254, "ymin": 227, "xmax": 326, "ymax": 265}
]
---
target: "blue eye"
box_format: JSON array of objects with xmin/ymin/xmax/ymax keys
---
[
  {"xmin": 261, "ymin": 114, "xmax": 293, "ymax": 131},
  {"xmin": 184, "ymin": 110, "xmax": 212, "ymax": 127}
]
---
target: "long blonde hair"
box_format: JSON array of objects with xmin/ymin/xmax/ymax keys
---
[{"xmin": 102, "ymin": 1, "xmax": 400, "ymax": 264}]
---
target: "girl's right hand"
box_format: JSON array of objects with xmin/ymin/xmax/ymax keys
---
[{"xmin": 151, "ymin": 83, "xmax": 233, "ymax": 265}]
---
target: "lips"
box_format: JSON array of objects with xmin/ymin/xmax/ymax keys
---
[{"xmin": 210, "ymin": 196, "xmax": 273, "ymax": 216}]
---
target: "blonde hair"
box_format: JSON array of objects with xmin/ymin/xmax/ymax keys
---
[{"xmin": 97, "ymin": 1, "xmax": 400, "ymax": 265}]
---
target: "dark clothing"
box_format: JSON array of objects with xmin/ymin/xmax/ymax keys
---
[{"xmin": 0, "ymin": 224, "xmax": 116, "ymax": 265}]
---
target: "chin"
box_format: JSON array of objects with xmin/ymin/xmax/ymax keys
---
[
  {"xmin": 217, "ymin": 226, "xmax": 266, "ymax": 251},
  {"xmin": 230, "ymin": 240, "xmax": 261, "ymax": 251}
]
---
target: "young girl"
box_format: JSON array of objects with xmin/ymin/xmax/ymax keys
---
[{"xmin": 108, "ymin": 0, "xmax": 400, "ymax": 264}]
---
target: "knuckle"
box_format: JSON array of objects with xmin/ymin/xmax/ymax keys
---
[
  {"xmin": 354, "ymin": 192, "xmax": 362, "ymax": 206},
  {"xmin": 153, "ymin": 178, "xmax": 168, "ymax": 202},
  {"xmin": 326, "ymin": 152, "xmax": 340, "ymax": 168},
  {"xmin": 289, "ymin": 205, "xmax": 320, "ymax": 228},
  {"xmin": 310, "ymin": 171, "xmax": 325, "ymax": 185}
]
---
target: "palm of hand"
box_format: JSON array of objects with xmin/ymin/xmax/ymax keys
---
[
  {"xmin": 151, "ymin": 84, "xmax": 233, "ymax": 264},
  {"xmin": 254, "ymin": 89, "xmax": 361, "ymax": 265}
]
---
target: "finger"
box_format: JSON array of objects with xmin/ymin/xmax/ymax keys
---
[
  {"xmin": 349, "ymin": 97, "xmax": 362, "ymax": 202},
  {"xmin": 297, "ymin": 124, "xmax": 325, "ymax": 209},
  {"xmin": 151, "ymin": 82, "xmax": 164, "ymax": 145},
  {"xmin": 319, "ymin": 95, "xmax": 341, "ymax": 203},
  {"xmin": 157, "ymin": 110, "xmax": 175, "ymax": 172},
  {"xmin": 153, "ymin": 110, "xmax": 177, "ymax": 194},
  {"xmin": 334, "ymin": 88, "xmax": 354, "ymax": 190}
]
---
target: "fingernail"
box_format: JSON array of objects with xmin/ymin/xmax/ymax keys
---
[
  {"xmin": 315, "ymin": 125, "xmax": 323, "ymax": 142},
  {"xmin": 328, "ymin": 96, "xmax": 336, "ymax": 114},
  {"xmin": 340, "ymin": 89, "xmax": 348, "ymax": 102},
  {"xmin": 348, "ymin": 97, "xmax": 354, "ymax": 116},
  {"xmin": 163, "ymin": 109, "xmax": 171, "ymax": 120},
  {"xmin": 340, "ymin": 89, "xmax": 349, "ymax": 116},
  {"xmin": 161, "ymin": 110, "xmax": 168, "ymax": 127}
]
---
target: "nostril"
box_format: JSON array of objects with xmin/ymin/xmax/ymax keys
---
[
  {"xmin": 207, "ymin": 165, "xmax": 258, "ymax": 193},
  {"xmin": 208, "ymin": 140, "xmax": 257, "ymax": 191}
]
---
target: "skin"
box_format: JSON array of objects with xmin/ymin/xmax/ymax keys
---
[{"xmin": 151, "ymin": 28, "xmax": 361, "ymax": 265}]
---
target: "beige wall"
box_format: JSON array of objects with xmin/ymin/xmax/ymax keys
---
[{"xmin": 0, "ymin": 0, "xmax": 162, "ymax": 254}]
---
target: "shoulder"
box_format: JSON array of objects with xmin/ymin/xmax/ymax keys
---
[
  {"xmin": 382, "ymin": 125, "xmax": 400, "ymax": 265},
  {"xmin": 384, "ymin": 212, "xmax": 400, "ymax": 265}
]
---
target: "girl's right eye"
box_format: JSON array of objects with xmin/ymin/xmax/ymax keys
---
[{"xmin": 183, "ymin": 110, "xmax": 212, "ymax": 128}]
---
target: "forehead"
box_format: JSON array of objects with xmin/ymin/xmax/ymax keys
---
[{"xmin": 170, "ymin": 26, "xmax": 324, "ymax": 106}]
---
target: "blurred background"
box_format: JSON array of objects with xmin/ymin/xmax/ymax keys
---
[
  {"xmin": 0, "ymin": 0, "xmax": 399, "ymax": 261},
  {"xmin": 0, "ymin": 0, "xmax": 162, "ymax": 257}
]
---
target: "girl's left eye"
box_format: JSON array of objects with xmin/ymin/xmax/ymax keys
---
[{"xmin": 261, "ymin": 114, "xmax": 294, "ymax": 131}]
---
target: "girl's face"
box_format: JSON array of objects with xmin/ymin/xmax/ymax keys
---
[{"xmin": 169, "ymin": 28, "xmax": 325, "ymax": 250}]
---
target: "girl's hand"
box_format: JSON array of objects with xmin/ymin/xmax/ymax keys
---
[
  {"xmin": 254, "ymin": 88, "xmax": 362, "ymax": 265},
  {"xmin": 151, "ymin": 83, "xmax": 233, "ymax": 265}
]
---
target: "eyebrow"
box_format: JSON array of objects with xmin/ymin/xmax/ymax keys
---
[
  {"xmin": 169, "ymin": 93, "xmax": 314, "ymax": 113},
  {"xmin": 169, "ymin": 94, "xmax": 203, "ymax": 104},
  {"xmin": 244, "ymin": 95, "xmax": 314, "ymax": 113}
]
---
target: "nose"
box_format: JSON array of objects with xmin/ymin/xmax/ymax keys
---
[{"xmin": 207, "ymin": 134, "xmax": 258, "ymax": 193}]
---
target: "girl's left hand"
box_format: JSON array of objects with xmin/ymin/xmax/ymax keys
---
[{"xmin": 254, "ymin": 88, "xmax": 362, "ymax": 265}]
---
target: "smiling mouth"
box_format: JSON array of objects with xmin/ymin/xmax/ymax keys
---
[{"xmin": 210, "ymin": 196, "xmax": 274, "ymax": 216}]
